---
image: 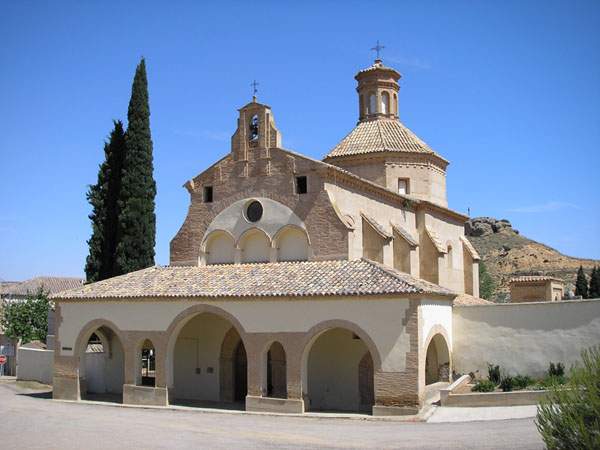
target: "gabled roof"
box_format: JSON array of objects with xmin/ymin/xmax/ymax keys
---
[
  {"xmin": 51, "ymin": 259, "xmax": 455, "ymax": 301},
  {"xmin": 1, "ymin": 276, "xmax": 84, "ymax": 298},
  {"xmin": 324, "ymin": 119, "xmax": 447, "ymax": 162}
]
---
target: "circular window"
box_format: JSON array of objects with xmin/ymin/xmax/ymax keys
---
[{"xmin": 246, "ymin": 201, "xmax": 263, "ymax": 222}]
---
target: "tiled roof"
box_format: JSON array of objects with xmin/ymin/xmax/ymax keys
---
[
  {"xmin": 460, "ymin": 236, "xmax": 480, "ymax": 261},
  {"xmin": 453, "ymin": 294, "xmax": 494, "ymax": 306},
  {"xmin": 51, "ymin": 259, "xmax": 455, "ymax": 300},
  {"xmin": 325, "ymin": 119, "xmax": 447, "ymax": 160},
  {"xmin": 1, "ymin": 277, "xmax": 84, "ymax": 298},
  {"xmin": 510, "ymin": 276, "xmax": 563, "ymax": 284},
  {"xmin": 356, "ymin": 60, "xmax": 400, "ymax": 76}
]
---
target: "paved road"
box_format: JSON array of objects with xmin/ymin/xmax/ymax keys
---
[{"xmin": 0, "ymin": 381, "xmax": 544, "ymax": 449}]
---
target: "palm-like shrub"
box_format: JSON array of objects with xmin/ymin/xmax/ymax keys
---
[{"xmin": 536, "ymin": 347, "xmax": 600, "ymax": 449}]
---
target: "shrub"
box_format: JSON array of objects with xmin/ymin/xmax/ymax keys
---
[
  {"xmin": 472, "ymin": 379, "xmax": 496, "ymax": 392},
  {"xmin": 548, "ymin": 362, "xmax": 565, "ymax": 378},
  {"xmin": 539, "ymin": 375, "xmax": 566, "ymax": 389},
  {"xmin": 513, "ymin": 375, "xmax": 533, "ymax": 390},
  {"xmin": 500, "ymin": 375, "xmax": 514, "ymax": 392},
  {"xmin": 487, "ymin": 363, "xmax": 501, "ymax": 384},
  {"xmin": 536, "ymin": 346, "xmax": 600, "ymax": 449}
]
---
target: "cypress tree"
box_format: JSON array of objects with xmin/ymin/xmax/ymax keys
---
[
  {"xmin": 575, "ymin": 265, "xmax": 588, "ymax": 299},
  {"xmin": 589, "ymin": 266, "xmax": 600, "ymax": 299},
  {"xmin": 85, "ymin": 121, "xmax": 126, "ymax": 282},
  {"xmin": 115, "ymin": 58, "xmax": 156, "ymax": 275}
]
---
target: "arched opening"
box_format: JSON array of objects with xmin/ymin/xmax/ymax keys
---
[
  {"xmin": 249, "ymin": 114, "xmax": 259, "ymax": 141},
  {"xmin": 137, "ymin": 339, "xmax": 156, "ymax": 387},
  {"xmin": 205, "ymin": 231, "xmax": 235, "ymax": 265},
  {"xmin": 239, "ymin": 228, "xmax": 270, "ymax": 263},
  {"xmin": 276, "ymin": 226, "xmax": 309, "ymax": 262},
  {"xmin": 368, "ymin": 93, "xmax": 377, "ymax": 115},
  {"xmin": 446, "ymin": 244, "xmax": 454, "ymax": 270},
  {"xmin": 425, "ymin": 334, "xmax": 450, "ymax": 385},
  {"xmin": 393, "ymin": 93, "xmax": 398, "ymax": 115},
  {"xmin": 265, "ymin": 342, "xmax": 286, "ymax": 398},
  {"xmin": 170, "ymin": 312, "xmax": 247, "ymax": 409},
  {"xmin": 381, "ymin": 92, "xmax": 390, "ymax": 115},
  {"xmin": 79, "ymin": 326, "xmax": 124, "ymax": 403},
  {"xmin": 305, "ymin": 328, "xmax": 374, "ymax": 413}
]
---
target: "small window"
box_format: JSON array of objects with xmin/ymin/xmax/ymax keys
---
[
  {"xmin": 296, "ymin": 176, "xmax": 307, "ymax": 194},
  {"xmin": 369, "ymin": 94, "xmax": 377, "ymax": 115},
  {"xmin": 203, "ymin": 186, "xmax": 213, "ymax": 203},
  {"xmin": 246, "ymin": 200, "xmax": 263, "ymax": 222},
  {"xmin": 398, "ymin": 179, "xmax": 409, "ymax": 195}
]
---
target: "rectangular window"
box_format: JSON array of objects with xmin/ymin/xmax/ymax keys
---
[
  {"xmin": 296, "ymin": 176, "xmax": 307, "ymax": 194},
  {"xmin": 398, "ymin": 178, "xmax": 409, "ymax": 195},
  {"xmin": 203, "ymin": 186, "xmax": 213, "ymax": 203}
]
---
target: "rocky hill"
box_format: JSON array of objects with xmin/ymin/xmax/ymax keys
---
[{"xmin": 465, "ymin": 217, "xmax": 599, "ymax": 301}]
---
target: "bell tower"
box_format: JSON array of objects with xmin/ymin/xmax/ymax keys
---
[{"xmin": 356, "ymin": 58, "xmax": 401, "ymax": 122}]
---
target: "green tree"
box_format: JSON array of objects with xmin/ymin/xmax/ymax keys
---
[
  {"xmin": 589, "ymin": 266, "xmax": 600, "ymax": 299},
  {"xmin": 479, "ymin": 261, "xmax": 496, "ymax": 300},
  {"xmin": 536, "ymin": 346, "xmax": 600, "ymax": 449},
  {"xmin": 85, "ymin": 121, "xmax": 126, "ymax": 282},
  {"xmin": 0, "ymin": 288, "xmax": 50, "ymax": 344},
  {"xmin": 575, "ymin": 265, "xmax": 588, "ymax": 299},
  {"xmin": 114, "ymin": 58, "xmax": 156, "ymax": 275}
]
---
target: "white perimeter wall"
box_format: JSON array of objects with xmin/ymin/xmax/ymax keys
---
[
  {"xmin": 420, "ymin": 300, "xmax": 453, "ymax": 351},
  {"xmin": 16, "ymin": 348, "xmax": 54, "ymax": 385},
  {"xmin": 453, "ymin": 300, "xmax": 600, "ymax": 378}
]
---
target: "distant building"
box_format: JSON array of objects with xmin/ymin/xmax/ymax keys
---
[
  {"xmin": 509, "ymin": 276, "xmax": 565, "ymax": 302},
  {"xmin": 0, "ymin": 276, "xmax": 83, "ymax": 375}
]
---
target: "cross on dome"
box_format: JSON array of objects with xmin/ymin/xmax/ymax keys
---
[
  {"xmin": 371, "ymin": 40, "xmax": 385, "ymax": 60},
  {"xmin": 251, "ymin": 80, "xmax": 259, "ymax": 101}
]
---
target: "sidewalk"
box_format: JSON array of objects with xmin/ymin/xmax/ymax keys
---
[{"xmin": 427, "ymin": 405, "xmax": 538, "ymax": 423}]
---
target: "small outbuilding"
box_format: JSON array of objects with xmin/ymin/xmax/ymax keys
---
[{"xmin": 509, "ymin": 276, "xmax": 565, "ymax": 302}]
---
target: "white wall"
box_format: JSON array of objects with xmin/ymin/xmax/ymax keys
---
[
  {"xmin": 16, "ymin": 347, "xmax": 54, "ymax": 385},
  {"xmin": 453, "ymin": 300, "xmax": 600, "ymax": 378},
  {"xmin": 420, "ymin": 300, "xmax": 452, "ymax": 350},
  {"xmin": 58, "ymin": 297, "xmax": 415, "ymax": 372},
  {"xmin": 83, "ymin": 344, "xmax": 124, "ymax": 394}
]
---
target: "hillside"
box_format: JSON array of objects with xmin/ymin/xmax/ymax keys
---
[{"xmin": 465, "ymin": 217, "xmax": 599, "ymax": 301}]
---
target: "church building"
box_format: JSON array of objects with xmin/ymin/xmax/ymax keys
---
[{"xmin": 51, "ymin": 57, "xmax": 482, "ymax": 415}]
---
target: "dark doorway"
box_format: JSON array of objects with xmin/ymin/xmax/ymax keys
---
[{"xmin": 234, "ymin": 342, "xmax": 247, "ymax": 402}]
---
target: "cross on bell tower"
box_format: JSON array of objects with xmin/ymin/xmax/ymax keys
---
[
  {"xmin": 251, "ymin": 80, "xmax": 259, "ymax": 102},
  {"xmin": 371, "ymin": 40, "xmax": 385, "ymax": 60}
]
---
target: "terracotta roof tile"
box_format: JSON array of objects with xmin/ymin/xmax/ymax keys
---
[
  {"xmin": 51, "ymin": 259, "xmax": 455, "ymax": 300},
  {"xmin": 1, "ymin": 277, "xmax": 84, "ymax": 297},
  {"xmin": 325, "ymin": 119, "xmax": 447, "ymax": 161},
  {"xmin": 510, "ymin": 276, "xmax": 563, "ymax": 284},
  {"xmin": 460, "ymin": 236, "xmax": 480, "ymax": 261},
  {"xmin": 391, "ymin": 222, "xmax": 419, "ymax": 248}
]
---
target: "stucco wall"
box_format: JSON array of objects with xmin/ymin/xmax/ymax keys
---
[
  {"xmin": 16, "ymin": 347, "xmax": 54, "ymax": 385},
  {"xmin": 58, "ymin": 297, "xmax": 414, "ymax": 372},
  {"xmin": 453, "ymin": 300, "xmax": 600, "ymax": 378},
  {"xmin": 419, "ymin": 300, "xmax": 452, "ymax": 350}
]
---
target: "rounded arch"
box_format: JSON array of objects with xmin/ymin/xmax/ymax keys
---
[
  {"xmin": 203, "ymin": 229, "xmax": 236, "ymax": 265},
  {"xmin": 74, "ymin": 319, "xmax": 125, "ymax": 400},
  {"xmin": 393, "ymin": 93, "xmax": 398, "ymax": 115},
  {"xmin": 368, "ymin": 92, "xmax": 377, "ymax": 115},
  {"xmin": 74, "ymin": 319, "xmax": 125, "ymax": 359},
  {"xmin": 260, "ymin": 340, "xmax": 287, "ymax": 398},
  {"xmin": 422, "ymin": 327, "xmax": 451, "ymax": 385},
  {"xmin": 381, "ymin": 91, "xmax": 390, "ymax": 115},
  {"xmin": 273, "ymin": 225, "xmax": 310, "ymax": 262},
  {"xmin": 301, "ymin": 320, "xmax": 379, "ymax": 413},
  {"xmin": 446, "ymin": 241, "xmax": 454, "ymax": 270},
  {"xmin": 165, "ymin": 304, "xmax": 248, "ymax": 389},
  {"xmin": 135, "ymin": 338, "xmax": 157, "ymax": 386},
  {"xmin": 236, "ymin": 227, "xmax": 271, "ymax": 263}
]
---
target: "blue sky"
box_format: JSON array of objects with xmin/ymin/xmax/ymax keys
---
[{"xmin": 1, "ymin": 1, "xmax": 599, "ymax": 280}]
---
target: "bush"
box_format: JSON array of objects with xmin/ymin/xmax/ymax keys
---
[
  {"xmin": 487, "ymin": 363, "xmax": 501, "ymax": 384},
  {"xmin": 472, "ymin": 379, "xmax": 496, "ymax": 392},
  {"xmin": 513, "ymin": 375, "xmax": 533, "ymax": 390},
  {"xmin": 500, "ymin": 375, "xmax": 514, "ymax": 392},
  {"xmin": 539, "ymin": 375, "xmax": 566, "ymax": 389},
  {"xmin": 536, "ymin": 346, "xmax": 600, "ymax": 449},
  {"xmin": 548, "ymin": 362, "xmax": 565, "ymax": 378}
]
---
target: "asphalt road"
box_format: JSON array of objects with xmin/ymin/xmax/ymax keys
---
[{"xmin": 0, "ymin": 380, "xmax": 544, "ymax": 450}]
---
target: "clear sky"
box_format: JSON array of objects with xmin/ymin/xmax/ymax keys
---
[{"xmin": 1, "ymin": 1, "xmax": 599, "ymax": 281}]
